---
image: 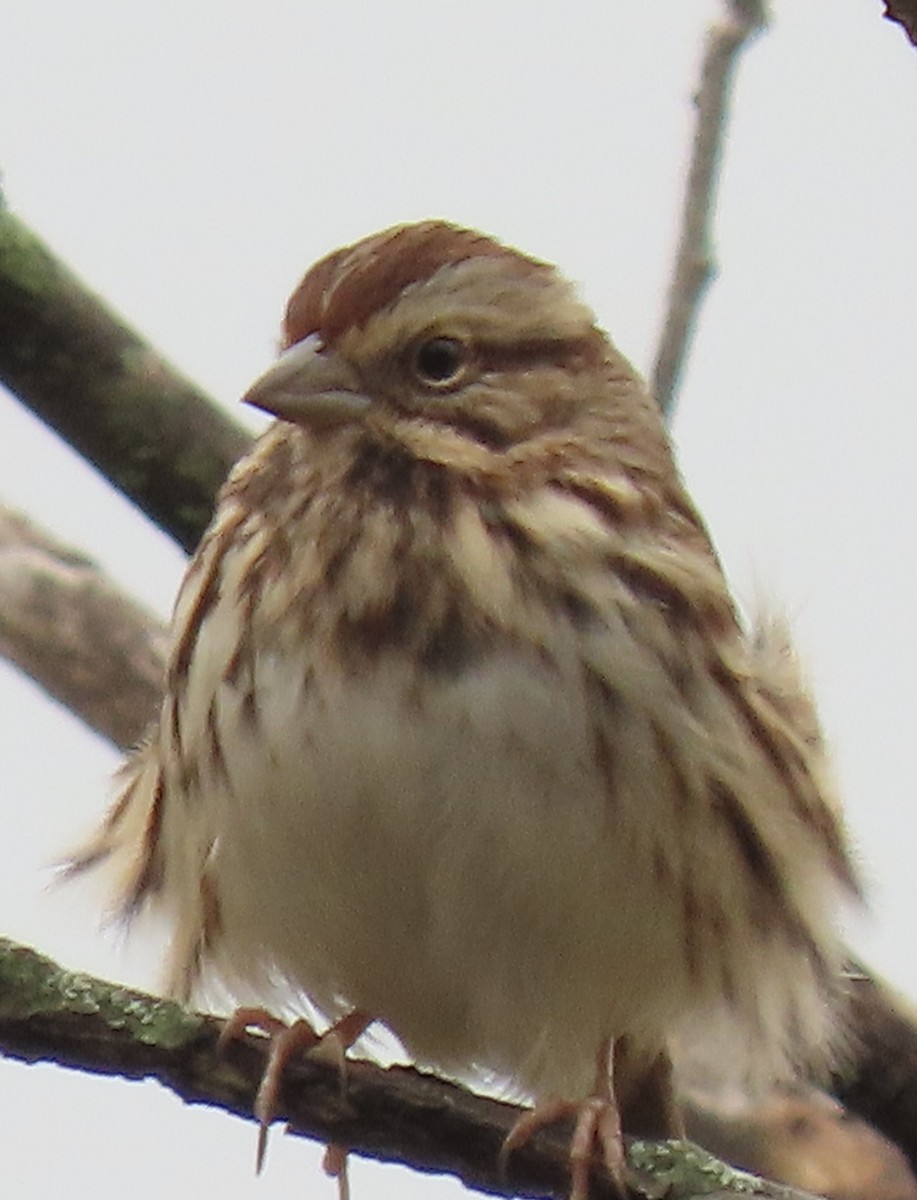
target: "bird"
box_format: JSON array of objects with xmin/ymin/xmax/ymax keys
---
[{"xmin": 72, "ymin": 220, "xmax": 861, "ymax": 1198}]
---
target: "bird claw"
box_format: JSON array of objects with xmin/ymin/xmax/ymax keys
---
[
  {"xmin": 218, "ymin": 1005, "xmax": 291, "ymax": 1050},
  {"xmin": 501, "ymin": 1094, "xmax": 628, "ymax": 1200},
  {"xmin": 501, "ymin": 1035, "xmax": 633, "ymax": 1200},
  {"xmin": 218, "ymin": 1006, "xmax": 372, "ymax": 1177},
  {"xmin": 323, "ymin": 1143, "xmax": 352, "ymax": 1200},
  {"xmin": 570, "ymin": 1096, "xmax": 627, "ymax": 1200}
]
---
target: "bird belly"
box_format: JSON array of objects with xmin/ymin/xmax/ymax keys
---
[{"xmin": 194, "ymin": 644, "xmax": 739, "ymax": 1100}]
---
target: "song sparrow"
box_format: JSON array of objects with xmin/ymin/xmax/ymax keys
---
[{"xmin": 73, "ymin": 221, "xmax": 860, "ymax": 1195}]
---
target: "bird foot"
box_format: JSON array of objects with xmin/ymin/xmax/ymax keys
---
[
  {"xmin": 218, "ymin": 1006, "xmax": 373, "ymax": 1180},
  {"xmin": 501, "ymin": 1093, "xmax": 627, "ymax": 1200}
]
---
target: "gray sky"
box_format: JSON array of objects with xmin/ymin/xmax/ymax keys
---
[{"xmin": 1, "ymin": 2, "xmax": 916, "ymax": 1197}]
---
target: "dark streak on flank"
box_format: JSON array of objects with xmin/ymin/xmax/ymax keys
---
[
  {"xmin": 709, "ymin": 659, "xmax": 861, "ymax": 895},
  {"xmin": 556, "ymin": 586, "xmax": 601, "ymax": 629},
  {"xmin": 585, "ymin": 668, "xmax": 625, "ymax": 831},
  {"xmin": 222, "ymin": 639, "xmax": 246, "ymax": 689},
  {"xmin": 126, "ymin": 770, "xmax": 166, "ymax": 913},
  {"xmin": 484, "ymin": 504, "xmax": 536, "ymax": 561},
  {"xmin": 649, "ymin": 718, "xmax": 691, "ymax": 816},
  {"xmin": 240, "ymin": 685, "xmax": 258, "ymax": 730},
  {"xmin": 584, "ymin": 663, "xmax": 625, "ymax": 717},
  {"xmin": 222, "ymin": 603, "xmax": 256, "ymax": 725},
  {"xmin": 617, "ymin": 600, "xmax": 650, "ymax": 648},
  {"xmin": 709, "ymin": 778, "xmax": 822, "ymax": 960},
  {"xmin": 66, "ymin": 769, "xmax": 144, "ymax": 878},
  {"xmin": 613, "ymin": 555, "xmax": 700, "ymax": 628},
  {"xmin": 200, "ymin": 865, "xmax": 224, "ymax": 955},
  {"xmin": 665, "ymin": 655, "xmax": 697, "ymax": 703},
  {"xmin": 711, "ymin": 658, "xmax": 807, "ymax": 792},
  {"xmin": 179, "ymin": 756, "xmax": 201, "ymax": 796},
  {"xmin": 169, "ymin": 547, "xmax": 223, "ymax": 694},
  {"xmin": 709, "ymin": 777, "xmax": 782, "ymax": 897},
  {"xmin": 106, "ymin": 768, "xmax": 142, "ymax": 835},
  {"xmin": 168, "ymin": 696, "xmax": 183, "ymax": 759},
  {"xmin": 206, "ymin": 696, "xmax": 230, "ymax": 787}
]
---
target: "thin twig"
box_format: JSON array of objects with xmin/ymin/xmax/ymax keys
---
[{"xmin": 651, "ymin": 0, "xmax": 769, "ymax": 418}]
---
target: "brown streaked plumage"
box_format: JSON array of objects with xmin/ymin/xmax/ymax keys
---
[{"xmin": 72, "ymin": 221, "xmax": 860, "ymax": 1194}]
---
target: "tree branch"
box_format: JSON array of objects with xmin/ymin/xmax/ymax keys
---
[
  {"xmin": 0, "ymin": 504, "xmax": 166, "ymax": 748},
  {"xmin": 831, "ymin": 967, "xmax": 917, "ymax": 1175},
  {"xmin": 0, "ymin": 195, "xmax": 251, "ymax": 555},
  {"xmin": 0, "ymin": 938, "xmax": 816, "ymax": 1200},
  {"xmin": 651, "ymin": 0, "xmax": 768, "ymax": 417},
  {"xmin": 884, "ymin": 0, "xmax": 917, "ymax": 45}
]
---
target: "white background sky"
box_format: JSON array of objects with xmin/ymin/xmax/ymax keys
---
[{"xmin": 1, "ymin": 3, "xmax": 915, "ymax": 1198}]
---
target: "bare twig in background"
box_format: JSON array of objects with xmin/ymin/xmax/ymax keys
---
[
  {"xmin": 0, "ymin": 505, "xmax": 166, "ymax": 748},
  {"xmin": 651, "ymin": 0, "xmax": 768, "ymax": 417},
  {"xmin": 0, "ymin": 196, "xmax": 251, "ymax": 554},
  {"xmin": 884, "ymin": 0, "xmax": 917, "ymax": 45},
  {"xmin": 0, "ymin": 938, "xmax": 823, "ymax": 1200}
]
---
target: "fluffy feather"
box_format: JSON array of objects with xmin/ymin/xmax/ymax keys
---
[{"xmin": 73, "ymin": 221, "xmax": 860, "ymax": 1122}]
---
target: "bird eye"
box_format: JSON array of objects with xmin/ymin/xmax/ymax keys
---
[{"xmin": 413, "ymin": 337, "xmax": 468, "ymax": 387}]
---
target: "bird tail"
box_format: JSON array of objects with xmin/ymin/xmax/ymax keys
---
[{"xmin": 64, "ymin": 737, "xmax": 166, "ymax": 922}]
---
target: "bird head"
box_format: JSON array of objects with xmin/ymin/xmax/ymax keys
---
[{"xmin": 243, "ymin": 222, "xmax": 661, "ymax": 480}]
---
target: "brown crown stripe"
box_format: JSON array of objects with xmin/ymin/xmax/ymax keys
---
[{"xmin": 282, "ymin": 221, "xmax": 546, "ymax": 349}]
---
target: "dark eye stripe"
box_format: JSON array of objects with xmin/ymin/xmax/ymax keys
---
[{"xmin": 478, "ymin": 336, "xmax": 604, "ymax": 374}]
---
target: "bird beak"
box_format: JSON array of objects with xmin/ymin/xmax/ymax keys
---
[{"xmin": 242, "ymin": 334, "xmax": 371, "ymax": 426}]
